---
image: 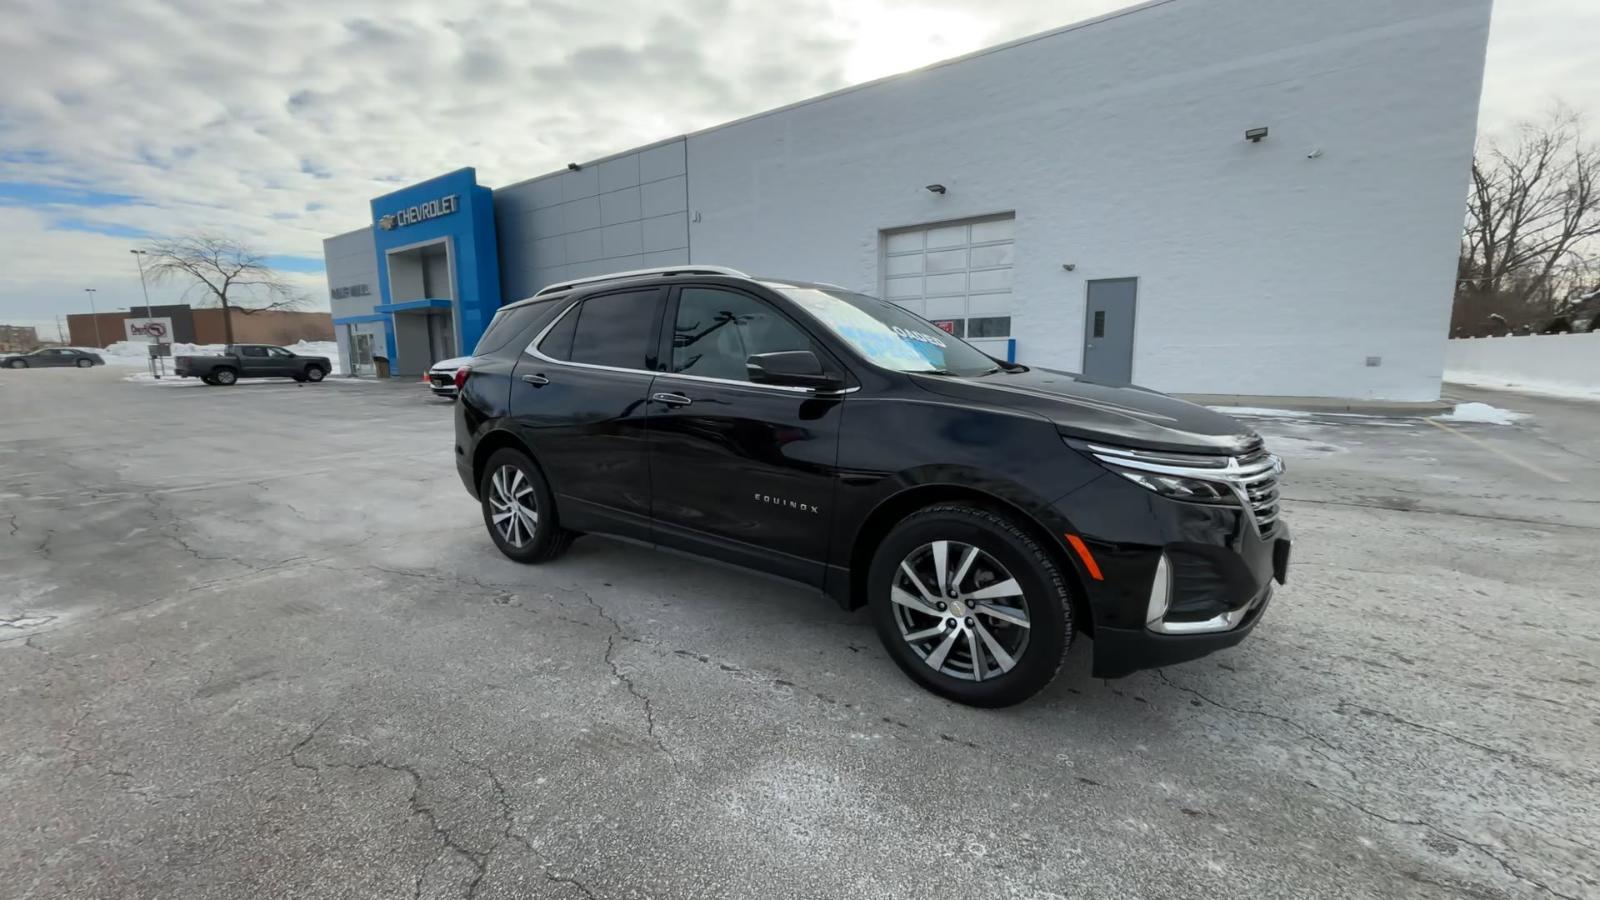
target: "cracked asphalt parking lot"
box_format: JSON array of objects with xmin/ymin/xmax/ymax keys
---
[{"xmin": 2, "ymin": 367, "xmax": 1596, "ymax": 900}]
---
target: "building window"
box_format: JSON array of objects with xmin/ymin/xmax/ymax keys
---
[{"xmin": 882, "ymin": 214, "xmax": 1015, "ymax": 339}]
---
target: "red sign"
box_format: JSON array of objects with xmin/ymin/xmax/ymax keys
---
[
  {"xmin": 931, "ymin": 319, "xmax": 958, "ymax": 334},
  {"xmin": 132, "ymin": 321, "xmax": 168, "ymax": 338}
]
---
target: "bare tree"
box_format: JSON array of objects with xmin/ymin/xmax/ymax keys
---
[
  {"xmin": 142, "ymin": 235, "xmax": 307, "ymax": 345},
  {"xmin": 1455, "ymin": 108, "xmax": 1600, "ymax": 335}
]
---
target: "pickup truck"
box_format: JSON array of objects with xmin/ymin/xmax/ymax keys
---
[{"xmin": 174, "ymin": 345, "xmax": 333, "ymax": 385}]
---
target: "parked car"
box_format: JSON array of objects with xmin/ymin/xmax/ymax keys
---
[
  {"xmin": 2, "ymin": 347, "xmax": 104, "ymax": 369},
  {"xmin": 454, "ymin": 266, "xmax": 1289, "ymax": 707},
  {"xmin": 424, "ymin": 356, "xmax": 472, "ymax": 398},
  {"xmin": 173, "ymin": 344, "xmax": 332, "ymax": 385}
]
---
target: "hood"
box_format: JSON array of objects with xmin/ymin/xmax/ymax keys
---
[
  {"xmin": 429, "ymin": 356, "xmax": 472, "ymax": 373},
  {"xmin": 910, "ymin": 367, "xmax": 1258, "ymax": 455}
]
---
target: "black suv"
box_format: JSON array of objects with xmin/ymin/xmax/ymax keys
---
[{"xmin": 455, "ymin": 266, "xmax": 1289, "ymax": 706}]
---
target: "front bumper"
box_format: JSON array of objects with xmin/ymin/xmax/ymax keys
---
[{"xmin": 1051, "ymin": 475, "xmax": 1290, "ymax": 678}]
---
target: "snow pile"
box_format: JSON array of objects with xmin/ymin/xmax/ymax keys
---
[
  {"xmin": 1437, "ymin": 402, "xmax": 1526, "ymax": 425},
  {"xmin": 100, "ymin": 341, "xmax": 222, "ymax": 365},
  {"xmin": 100, "ymin": 340, "xmax": 342, "ymax": 370}
]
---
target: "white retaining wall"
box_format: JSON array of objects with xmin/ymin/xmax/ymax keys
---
[{"xmin": 1444, "ymin": 333, "xmax": 1600, "ymax": 399}]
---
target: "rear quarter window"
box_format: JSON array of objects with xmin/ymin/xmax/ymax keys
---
[{"xmin": 473, "ymin": 301, "xmax": 558, "ymax": 355}]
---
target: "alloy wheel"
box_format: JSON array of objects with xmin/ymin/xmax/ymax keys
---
[
  {"xmin": 488, "ymin": 464, "xmax": 538, "ymax": 548},
  {"xmin": 890, "ymin": 540, "xmax": 1031, "ymax": 681}
]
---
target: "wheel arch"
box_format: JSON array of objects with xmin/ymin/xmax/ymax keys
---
[
  {"xmin": 843, "ymin": 483, "xmax": 1094, "ymax": 635},
  {"xmin": 471, "ymin": 428, "xmax": 544, "ymax": 495}
]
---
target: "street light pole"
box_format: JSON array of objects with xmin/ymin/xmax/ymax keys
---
[
  {"xmin": 83, "ymin": 288, "xmax": 101, "ymax": 348},
  {"xmin": 130, "ymin": 249, "xmax": 154, "ymax": 319}
]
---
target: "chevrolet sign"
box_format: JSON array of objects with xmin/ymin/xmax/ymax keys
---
[{"xmin": 378, "ymin": 194, "xmax": 459, "ymax": 230}]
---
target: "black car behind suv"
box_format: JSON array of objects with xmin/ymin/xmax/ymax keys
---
[{"xmin": 455, "ymin": 266, "xmax": 1289, "ymax": 706}]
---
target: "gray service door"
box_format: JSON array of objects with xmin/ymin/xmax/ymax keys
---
[{"xmin": 1082, "ymin": 278, "xmax": 1137, "ymax": 383}]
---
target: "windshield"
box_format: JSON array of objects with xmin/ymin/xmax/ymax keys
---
[{"xmin": 776, "ymin": 286, "xmax": 1000, "ymax": 376}]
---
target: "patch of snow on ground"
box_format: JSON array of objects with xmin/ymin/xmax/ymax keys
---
[
  {"xmin": 1211, "ymin": 406, "xmax": 1313, "ymax": 419},
  {"xmin": 1261, "ymin": 434, "xmax": 1348, "ymax": 455},
  {"xmin": 1437, "ymin": 402, "xmax": 1526, "ymax": 425}
]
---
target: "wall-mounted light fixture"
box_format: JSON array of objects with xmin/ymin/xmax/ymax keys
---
[
  {"xmin": 567, "ymin": 162, "xmax": 583, "ymax": 171},
  {"xmin": 1061, "ymin": 263, "xmax": 1076, "ymax": 272},
  {"xmin": 925, "ymin": 184, "xmax": 947, "ymax": 195},
  {"xmin": 1244, "ymin": 127, "xmax": 1269, "ymax": 143}
]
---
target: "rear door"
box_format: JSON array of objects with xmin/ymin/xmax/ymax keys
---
[
  {"xmin": 36, "ymin": 349, "xmax": 72, "ymax": 367},
  {"xmin": 236, "ymin": 346, "xmax": 274, "ymax": 377},
  {"xmin": 645, "ymin": 284, "xmax": 847, "ymax": 585},
  {"xmin": 507, "ymin": 287, "xmax": 665, "ymax": 541}
]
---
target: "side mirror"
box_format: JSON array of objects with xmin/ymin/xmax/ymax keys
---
[{"xmin": 746, "ymin": 351, "xmax": 842, "ymax": 390}]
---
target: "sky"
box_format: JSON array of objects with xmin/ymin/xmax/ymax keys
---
[{"xmin": 1, "ymin": 0, "xmax": 1596, "ymax": 341}]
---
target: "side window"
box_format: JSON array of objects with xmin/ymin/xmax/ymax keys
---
[
  {"xmin": 671, "ymin": 288, "xmax": 814, "ymax": 382},
  {"xmin": 566, "ymin": 290, "xmax": 661, "ymax": 369},
  {"xmin": 536, "ymin": 302, "xmax": 580, "ymax": 361},
  {"xmin": 239, "ymin": 346, "xmax": 267, "ymax": 358},
  {"xmin": 266, "ymin": 347, "xmax": 293, "ymax": 358}
]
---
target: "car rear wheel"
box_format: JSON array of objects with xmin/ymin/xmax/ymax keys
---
[
  {"xmin": 75, "ymin": 358, "xmax": 92, "ymax": 368},
  {"xmin": 213, "ymin": 368, "xmax": 238, "ymax": 385},
  {"xmin": 868, "ymin": 504, "xmax": 1073, "ymax": 707},
  {"xmin": 7, "ymin": 359, "xmax": 25, "ymax": 369},
  {"xmin": 201, "ymin": 375, "xmax": 219, "ymax": 385},
  {"xmin": 304, "ymin": 366, "xmax": 326, "ymax": 382},
  {"xmin": 479, "ymin": 448, "xmax": 574, "ymax": 563}
]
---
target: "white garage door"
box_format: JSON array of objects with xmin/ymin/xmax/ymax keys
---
[{"xmin": 881, "ymin": 214, "xmax": 1015, "ymax": 339}]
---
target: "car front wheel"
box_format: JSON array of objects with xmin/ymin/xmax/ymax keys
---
[
  {"xmin": 868, "ymin": 504, "xmax": 1074, "ymax": 707},
  {"xmin": 479, "ymin": 448, "xmax": 573, "ymax": 563}
]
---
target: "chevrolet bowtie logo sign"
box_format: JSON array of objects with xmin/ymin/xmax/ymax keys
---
[{"xmin": 377, "ymin": 194, "xmax": 459, "ymax": 231}]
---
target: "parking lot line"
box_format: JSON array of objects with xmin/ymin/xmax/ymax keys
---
[{"xmin": 1424, "ymin": 417, "xmax": 1569, "ymax": 484}]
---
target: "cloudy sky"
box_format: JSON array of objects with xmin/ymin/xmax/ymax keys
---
[{"xmin": 1, "ymin": 0, "xmax": 1595, "ymax": 339}]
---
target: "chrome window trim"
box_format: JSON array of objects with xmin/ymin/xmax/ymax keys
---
[{"xmin": 522, "ymin": 295, "xmax": 857, "ymax": 397}]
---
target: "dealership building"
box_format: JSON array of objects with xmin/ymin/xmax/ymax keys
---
[{"xmin": 321, "ymin": 0, "xmax": 1491, "ymax": 401}]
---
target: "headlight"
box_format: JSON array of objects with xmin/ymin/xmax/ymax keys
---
[
  {"xmin": 1067, "ymin": 439, "xmax": 1259, "ymax": 505},
  {"xmin": 1110, "ymin": 469, "xmax": 1237, "ymax": 503}
]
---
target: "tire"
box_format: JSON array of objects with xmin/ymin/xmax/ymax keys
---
[
  {"xmin": 868, "ymin": 504, "xmax": 1073, "ymax": 708},
  {"xmin": 7, "ymin": 359, "xmax": 26, "ymax": 369},
  {"xmin": 479, "ymin": 448, "xmax": 574, "ymax": 564},
  {"xmin": 213, "ymin": 368, "xmax": 238, "ymax": 386},
  {"xmin": 201, "ymin": 376, "xmax": 218, "ymax": 385},
  {"xmin": 75, "ymin": 358, "xmax": 92, "ymax": 368},
  {"xmin": 304, "ymin": 366, "xmax": 326, "ymax": 383}
]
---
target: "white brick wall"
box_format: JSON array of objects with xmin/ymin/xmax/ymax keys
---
[{"xmin": 684, "ymin": 0, "xmax": 1492, "ymax": 401}]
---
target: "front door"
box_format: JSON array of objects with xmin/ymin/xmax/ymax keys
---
[
  {"xmin": 508, "ymin": 286, "xmax": 666, "ymax": 542},
  {"xmin": 1082, "ymin": 278, "xmax": 1137, "ymax": 383},
  {"xmin": 646, "ymin": 285, "xmax": 845, "ymax": 586}
]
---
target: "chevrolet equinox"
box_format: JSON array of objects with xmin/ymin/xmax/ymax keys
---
[{"xmin": 454, "ymin": 266, "xmax": 1289, "ymax": 707}]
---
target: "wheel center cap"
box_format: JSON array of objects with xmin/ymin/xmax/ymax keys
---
[{"xmin": 948, "ymin": 601, "xmax": 966, "ymax": 617}]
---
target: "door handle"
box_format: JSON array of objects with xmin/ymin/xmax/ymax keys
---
[
  {"xmin": 651, "ymin": 392, "xmax": 692, "ymax": 407},
  {"xmin": 521, "ymin": 373, "xmax": 550, "ymax": 386}
]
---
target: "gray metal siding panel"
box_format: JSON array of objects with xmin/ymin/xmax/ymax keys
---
[
  {"xmin": 597, "ymin": 155, "xmax": 641, "ymax": 192},
  {"xmin": 640, "ymin": 213, "xmax": 688, "ymax": 252},
  {"xmin": 599, "ymin": 187, "xmax": 642, "ymax": 226},
  {"xmin": 640, "ymin": 176, "xmax": 687, "ymax": 218},
  {"xmin": 639, "ymin": 140, "xmax": 686, "ymax": 182}
]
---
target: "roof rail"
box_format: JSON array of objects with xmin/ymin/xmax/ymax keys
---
[{"xmin": 532, "ymin": 265, "xmax": 749, "ymax": 298}]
